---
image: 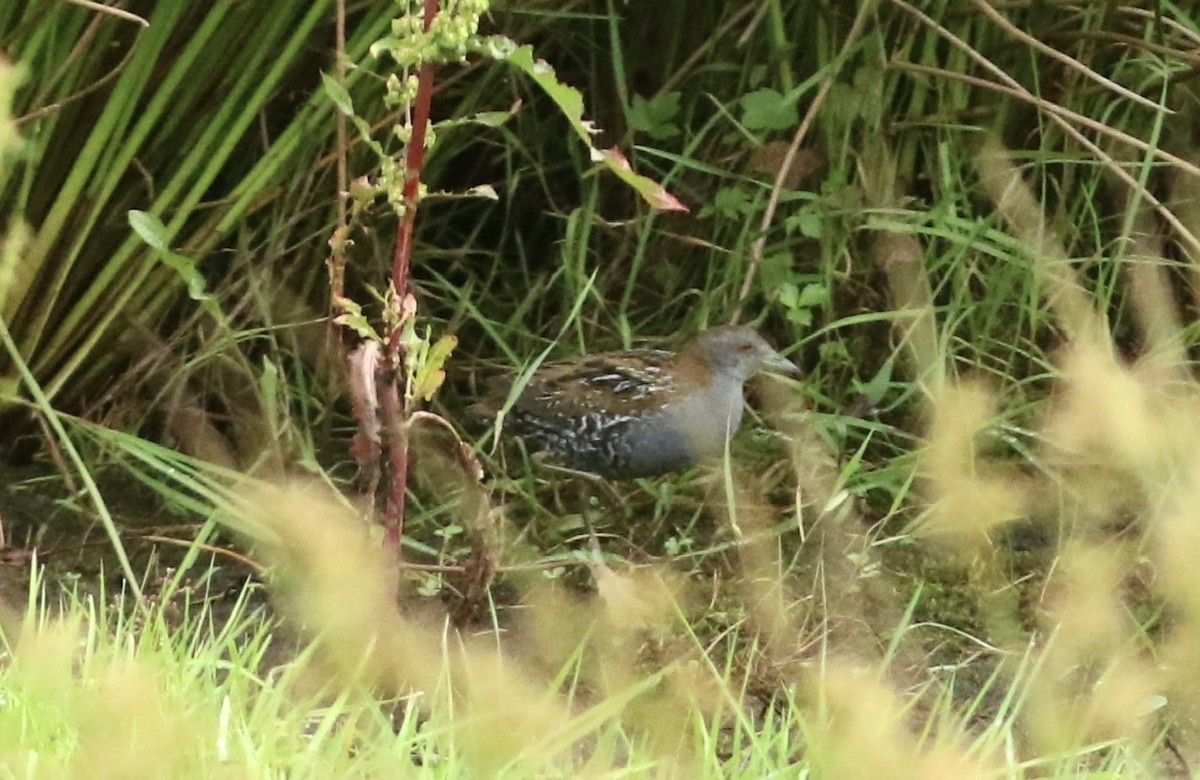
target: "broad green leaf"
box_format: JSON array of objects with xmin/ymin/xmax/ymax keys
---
[
  {"xmin": 628, "ymin": 92, "xmax": 681, "ymax": 140},
  {"xmin": 706, "ymin": 186, "xmax": 753, "ymax": 219},
  {"xmin": 796, "ymin": 282, "xmax": 829, "ymax": 307},
  {"xmin": 786, "ymin": 207, "xmax": 823, "ymax": 238},
  {"xmin": 741, "ymin": 88, "xmax": 798, "ymax": 131}
]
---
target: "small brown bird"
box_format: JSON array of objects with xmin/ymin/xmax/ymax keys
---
[{"xmin": 480, "ymin": 325, "xmax": 798, "ymax": 479}]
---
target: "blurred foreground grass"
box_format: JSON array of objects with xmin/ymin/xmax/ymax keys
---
[{"xmin": 2, "ymin": 355, "xmax": 1196, "ymax": 780}]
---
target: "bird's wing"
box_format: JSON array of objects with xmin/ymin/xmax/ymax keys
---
[{"xmin": 516, "ymin": 350, "xmax": 683, "ymax": 419}]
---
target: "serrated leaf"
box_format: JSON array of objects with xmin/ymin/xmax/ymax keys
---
[
  {"xmin": 741, "ymin": 88, "xmax": 798, "ymax": 131},
  {"xmin": 628, "ymin": 92, "xmax": 681, "ymax": 140},
  {"xmin": 469, "ymin": 100, "xmax": 521, "ymax": 127},
  {"xmin": 778, "ymin": 282, "xmax": 798, "ymax": 308},
  {"xmin": 785, "ymin": 307, "xmax": 812, "ymax": 327},
  {"xmin": 488, "ymin": 38, "xmax": 687, "ymax": 213},
  {"xmin": 412, "ymin": 334, "xmax": 457, "ymax": 401},
  {"xmin": 710, "ymin": 186, "xmax": 752, "ymax": 218},
  {"xmin": 333, "ymin": 295, "xmax": 363, "ymax": 318},
  {"xmin": 334, "ymin": 313, "xmax": 378, "ymax": 341},
  {"xmin": 759, "ymin": 251, "xmax": 794, "ymax": 291},
  {"xmin": 795, "ymin": 282, "xmax": 829, "ymax": 307},
  {"xmin": 473, "ymin": 110, "xmax": 513, "ymax": 127},
  {"xmin": 786, "ymin": 208, "xmax": 823, "ymax": 238},
  {"xmin": 333, "ymin": 297, "xmax": 379, "ymax": 341}
]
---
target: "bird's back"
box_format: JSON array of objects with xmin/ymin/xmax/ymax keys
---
[{"xmin": 501, "ymin": 349, "xmax": 710, "ymax": 477}]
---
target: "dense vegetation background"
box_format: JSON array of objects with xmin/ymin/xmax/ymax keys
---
[{"xmin": 2, "ymin": 0, "xmax": 1200, "ymax": 776}]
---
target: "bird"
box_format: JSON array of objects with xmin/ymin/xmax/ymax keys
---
[{"xmin": 478, "ymin": 325, "xmax": 799, "ymax": 479}]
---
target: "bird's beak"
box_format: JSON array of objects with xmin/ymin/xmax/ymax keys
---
[{"xmin": 763, "ymin": 350, "xmax": 801, "ymax": 376}]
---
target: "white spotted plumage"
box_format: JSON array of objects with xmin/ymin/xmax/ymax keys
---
[{"xmin": 492, "ymin": 326, "xmax": 797, "ymax": 478}]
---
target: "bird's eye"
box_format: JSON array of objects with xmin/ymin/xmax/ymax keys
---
[{"xmin": 738, "ymin": 343, "xmax": 755, "ymax": 352}]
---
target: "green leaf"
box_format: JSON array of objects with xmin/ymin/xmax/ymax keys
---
[
  {"xmin": 796, "ymin": 282, "xmax": 829, "ymax": 307},
  {"xmin": 127, "ymin": 210, "xmax": 169, "ymax": 251},
  {"xmin": 597, "ymin": 146, "xmax": 688, "ymax": 211},
  {"xmin": 436, "ymin": 101, "xmax": 520, "ymax": 130},
  {"xmin": 706, "ymin": 186, "xmax": 753, "ymax": 219},
  {"xmin": 428, "ymin": 333, "xmax": 457, "ymax": 365},
  {"xmin": 368, "ymin": 36, "xmax": 405, "ymax": 60},
  {"xmin": 741, "ymin": 88, "xmax": 798, "ymax": 131},
  {"xmin": 776, "ymin": 280, "xmax": 826, "ymax": 327},
  {"xmin": 128, "ymin": 210, "xmax": 214, "ymax": 305},
  {"xmin": 785, "ymin": 307, "xmax": 813, "ymax": 327},
  {"xmin": 333, "ymin": 296, "xmax": 379, "ymax": 341},
  {"xmin": 320, "ymin": 74, "xmax": 385, "ymax": 156},
  {"xmin": 851, "ymin": 63, "xmax": 886, "ymax": 125},
  {"xmin": 486, "ymin": 37, "xmax": 687, "ymax": 213},
  {"xmin": 319, "ymin": 71, "xmax": 354, "ymax": 116},
  {"xmin": 855, "ymin": 357, "xmax": 894, "ymax": 407},
  {"xmin": 786, "ymin": 207, "xmax": 823, "ymax": 238},
  {"xmin": 412, "ymin": 333, "xmax": 458, "ymax": 401},
  {"xmin": 161, "ymin": 251, "xmax": 210, "ymax": 302},
  {"xmin": 758, "ymin": 251, "xmax": 794, "ymax": 292},
  {"xmin": 628, "ymin": 92, "xmax": 681, "ymax": 140}
]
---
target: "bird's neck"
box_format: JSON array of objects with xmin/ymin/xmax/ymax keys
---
[{"xmin": 701, "ymin": 371, "xmax": 746, "ymax": 431}]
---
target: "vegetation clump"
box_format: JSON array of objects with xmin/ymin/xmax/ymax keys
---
[{"xmin": 2, "ymin": 1, "xmax": 1200, "ymax": 775}]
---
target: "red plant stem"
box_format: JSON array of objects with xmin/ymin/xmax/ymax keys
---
[
  {"xmin": 383, "ymin": 0, "xmax": 440, "ymax": 560},
  {"xmin": 390, "ymin": 0, "xmax": 439, "ymax": 298}
]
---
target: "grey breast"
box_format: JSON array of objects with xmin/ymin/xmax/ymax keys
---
[{"xmin": 615, "ymin": 374, "xmax": 746, "ymax": 477}]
